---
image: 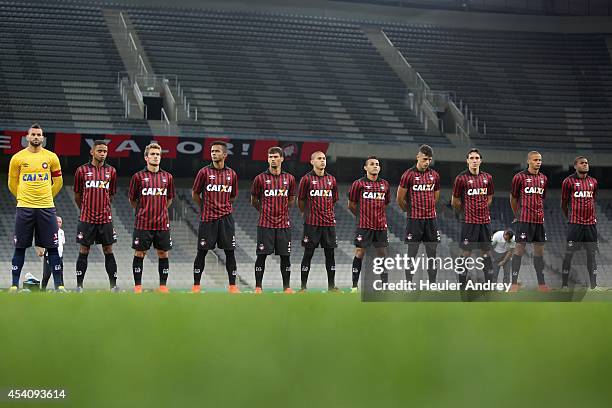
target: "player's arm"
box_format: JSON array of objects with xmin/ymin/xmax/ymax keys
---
[
  {"xmin": 298, "ymin": 199, "xmax": 306, "ymax": 214},
  {"xmin": 250, "ymin": 195, "xmax": 260, "ymax": 211},
  {"xmin": 396, "ymin": 186, "xmax": 408, "ymax": 212},
  {"xmin": 74, "ymin": 192, "xmax": 83, "ymax": 209},
  {"xmin": 510, "ymin": 175, "xmax": 520, "ymax": 220},
  {"xmin": 8, "ymin": 156, "xmax": 20, "ymax": 197},
  {"xmin": 230, "ymin": 171, "xmax": 238, "ymax": 203},
  {"xmin": 487, "ymin": 176, "xmax": 494, "ymax": 207},
  {"xmin": 451, "ymin": 195, "xmax": 462, "ymax": 210},
  {"xmin": 166, "ymin": 176, "xmax": 175, "ymax": 209},
  {"xmin": 50, "ymin": 154, "xmax": 63, "ymax": 197},
  {"xmin": 288, "ymin": 196, "xmax": 296, "ymax": 207},
  {"xmin": 191, "ymin": 190, "xmax": 202, "ymax": 207},
  {"xmin": 561, "ymin": 179, "xmax": 570, "ymax": 220},
  {"xmin": 434, "ymin": 190, "xmax": 440, "ymax": 204},
  {"xmin": 510, "ymin": 194, "xmax": 518, "ymax": 219},
  {"xmin": 288, "ymin": 176, "xmax": 296, "ymax": 207},
  {"xmin": 348, "ymin": 200, "xmax": 358, "ymax": 216},
  {"xmin": 250, "ymin": 176, "xmax": 261, "ymax": 211},
  {"xmin": 487, "ymin": 195, "xmax": 493, "ymax": 207},
  {"xmin": 297, "ymin": 176, "xmax": 307, "ymax": 214},
  {"xmin": 128, "ymin": 176, "xmax": 139, "ymax": 209}
]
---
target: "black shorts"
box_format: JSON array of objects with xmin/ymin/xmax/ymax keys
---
[
  {"xmin": 459, "ymin": 223, "xmax": 492, "ymax": 251},
  {"xmin": 515, "ymin": 222, "xmax": 546, "ymax": 243},
  {"xmin": 257, "ymin": 227, "xmax": 291, "ymax": 256},
  {"xmin": 354, "ymin": 228, "xmax": 388, "ymax": 248},
  {"xmin": 197, "ymin": 214, "xmax": 236, "ymax": 251},
  {"xmin": 302, "ymin": 224, "xmax": 337, "ymax": 249},
  {"xmin": 132, "ymin": 229, "xmax": 173, "ymax": 251},
  {"xmin": 404, "ymin": 218, "xmax": 440, "ymax": 244},
  {"xmin": 566, "ymin": 223, "xmax": 598, "ymax": 251},
  {"xmin": 14, "ymin": 207, "xmax": 58, "ymax": 249},
  {"xmin": 76, "ymin": 221, "xmax": 117, "ymax": 246}
]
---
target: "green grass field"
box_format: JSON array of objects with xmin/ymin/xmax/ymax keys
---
[{"xmin": 1, "ymin": 292, "xmax": 612, "ymax": 408}]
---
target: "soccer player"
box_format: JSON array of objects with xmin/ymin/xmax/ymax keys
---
[
  {"xmin": 40, "ymin": 216, "xmax": 65, "ymax": 291},
  {"xmin": 560, "ymin": 156, "xmax": 600, "ymax": 290},
  {"xmin": 129, "ymin": 143, "xmax": 175, "ymax": 293},
  {"xmin": 396, "ymin": 145, "xmax": 440, "ymax": 283},
  {"xmin": 451, "ymin": 148, "xmax": 494, "ymax": 286},
  {"xmin": 348, "ymin": 156, "xmax": 390, "ymax": 292},
  {"xmin": 250, "ymin": 147, "xmax": 296, "ymax": 293},
  {"xmin": 510, "ymin": 151, "xmax": 549, "ymax": 292},
  {"xmin": 191, "ymin": 141, "xmax": 239, "ymax": 294},
  {"xmin": 7, "ymin": 123, "xmax": 64, "ymax": 292},
  {"xmin": 73, "ymin": 140, "xmax": 118, "ymax": 292},
  {"xmin": 297, "ymin": 151, "xmax": 339, "ymax": 292}
]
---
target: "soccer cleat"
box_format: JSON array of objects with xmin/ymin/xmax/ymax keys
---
[
  {"xmin": 228, "ymin": 284, "xmax": 240, "ymax": 294},
  {"xmin": 254, "ymin": 287, "xmax": 263, "ymax": 294},
  {"xmin": 589, "ymin": 286, "xmax": 608, "ymax": 292},
  {"xmin": 75, "ymin": 287, "xmax": 84, "ymax": 294},
  {"xmin": 110, "ymin": 286, "xmax": 120, "ymax": 293},
  {"xmin": 134, "ymin": 285, "xmax": 143, "ymax": 294},
  {"xmin": 191, "ymin": 284, "xmax": 201, "ymax": 294},
  {"xmin": 328, "ymin": 287, "xmax": 341, "ymax": 293},
  {"xmin": 560, "ymin": 286, "xmax": 570, "ymax": 293},
  {"xmin": 158, "ymin": 285, "xmax": 169, "ymax": 293},
  {"xmin": 350, "ymin": 287, "xmax": 359, "ymax": 294},
  {"xmin": 509, "ymin": 283, "xmax": 520, "ymax": 293},
  {"xmin": 537, "ymin": 284, "xmax": 551, "ymax": 293},
  {"xmin": 56, "ymin": 286, "xmax": 68, "ymax": 293},
  {"xmin": 298, "ymin": 288, "xmax": 307, "ymax": 293},
  {"xmin": 8, "ymin": 286, "xmax": 18, "ymax": 293},
  {"xmin": 284, "ymin": 288, "xmax": 295, "ymax": 294}
]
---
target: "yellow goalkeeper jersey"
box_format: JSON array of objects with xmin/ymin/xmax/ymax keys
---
[{"xmin": 8, "ymin": 147, "xmax": 62, "ymax": 208}]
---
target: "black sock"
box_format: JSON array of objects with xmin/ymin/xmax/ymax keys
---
[
  {"xmin": 133, "ymin": 256, "xmax": 144, "ymax": 286},
  {"xmin": 482, "ymin": 254, "xmax": 492, "ymax": 282},
  {"xmin": 280, "ymin": 256, "xmax": 291, "ymax": 290},
  {"xmin": 76, "ymin": 252, "xmax": 89, "ymax": 288},
  {"xmin": 11, "ymin": 248, "xmax": 26, "ymax": 287},
  {"xmin": 41, "ymin": 255, "xmax": 51, "ymax": 290},
  {"xmin": 587, "ymin": 248, "xmax": 597, "ymax": 289},
  {"xmin": 458, "ymin": 257, "xmax": 467, "ymax": 288},
  {"xmin": 352, "ymin": 256, "xmax": 363, "ymax": 288},
  {"xmin": 405, "ymin": 244, "xmax": 420, "ymax": 282},
  {"xmin": 255, "ymin": 254, "xmax": 266, "ymax": 288},
  {"xmin": 104, "ymin": 253, "xmax": 117, "ymax": 288},
  {"xmin": 193, "ymin": 249, "xmax": 207, "ymax": 285},
  {"xmin": 47, "ymin": 248, "xmax": 63, "ymax": 289},
  {"xmin": 324, "ymin": 248, "xmax": 336, "ymax": 289},
  {"xmin": 159, "ymin": 258, "xmax": 169, "ymax": 286},
  {"xmin": 425, "ymin": 243, "xmax": 438, "ymax": 283},
  {"xmin": 561, "ymin": 252, "xmax": 573, "ymax": 287},
  {"xmin": 533, "ymin": 256, "xmax": 545, "ymax": 285},
  {"xmin": 511, "ymin": 255, "xmax": 522, "ymax": 284},
  {"xmin": 225, "ymin": 250, "xmax": 237, "ymax": 286},
  {"xmin": 300, "ymin": 248, "xmax": 315, "ymax": 289}
]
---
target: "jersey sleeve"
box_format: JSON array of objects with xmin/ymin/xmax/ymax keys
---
[
  {"xmin": 109, "ymin": 168, "xmax": 117, "ymax": 197},
  {"xmin": 73, "ymin": 167, "xmax": 83, "ymax": 194},
  {"xmin": 251, "ymin": 175, "xmax": 262, "ymax": 198},
  {"xmin": 347, "ymin": 181, "xmax": 360, "ymax": 203},
  {"xmin": 434, "ymin": 171, "xmax": 440, "ymax": 191},
  {"xmin": 543, "ymin": 175, "xmax": 548, "ymax": 199},
  {"xmin": 298, "ymin": 176, "xmax": 309, "ymax": 200},
  {"xmin": 128, "ymin": 174, "xmax": 140, "ymax": 202},
  {"xmin": 452, "ymin": 175, "xmax": 463, "ymax": 198},
  {"xmin": 384, "ymin": 181, "xmax": 391, "ymax": 205},
  {"xmin": 511, "ymin": 174, "xmax": 522, "ymax": 199},
  {"xmin": 593, "ymin": 179, "xmax": 598, "ymax": 201},
  {"xmin": 192, "ymin": 169, "xmax": 204, "ymax": 194},
  {"xmin": 561, "ymin": 178, "xmax": 571, "ymax": 202},
  {"xmin": 167, "ymin": 174, "xmax": 176, "ymax": 200},
  {"xmin": 332, "ymin": 177, "xmax": 339, "ymax": 203},
  {"xmin": 399, "ymin": 170, "xmax": 410, "ymax": 189},
  {"xmin": 487, "ymin": 174, "xmax": 494, "ymax": 196},
  {"xmin": 50, "ymin": 153, "xmax": 62, "ymax": 178},
  {"xmin": 230, "ymin": 170, "xmax": 238, "ymax": 199},
  {"xmin": 7, "ymin": 155, "xmax": 20, "ymax": 197},
  {"xmin": 288, "ymin": 175, "xmax": 296, "ymax": 198}
]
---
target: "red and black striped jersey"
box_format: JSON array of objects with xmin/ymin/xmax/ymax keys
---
[
  {"xmin": 561, "ymin": 173, "xmax": 598, "ymax": 225},
  {"xmin": 348, "ymin": 177, "xmax": 390, "ymax": 230},
  {"xmin": 74, "ymin": 162, "xmax": 116, "ymax": 224},
  {"xmin": 298, "ymin": 171, "xmax": 338, "ymax": 227},
  {"xmin": 399, "ymin": 167, "xmax": 440, "ymax": 219},
  {"xmin": 192, "ymin": 164, "xmax": 238, "ymax": 222},
  {"xmin": 452, "ymin": 170, "xmax": 494, "ymax": 224},
  {"xmin": 129, "ymin": 168, "xmax": 175, "ymax": 231},
  {"xmin": 251, "ymin": 170, "xmax": 296, "ymax": 229},
  {"xmin": 511, "ymin": 170, "xmax": 547, "ymax": 224}
]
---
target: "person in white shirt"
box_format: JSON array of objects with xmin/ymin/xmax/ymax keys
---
[
  {"xmin": 491, "ymin": 229, "xmax": 515, "ymax": 284},
  {"xmin": 39, "ymin": 216, "xmax": 65, "ymax": 291}
]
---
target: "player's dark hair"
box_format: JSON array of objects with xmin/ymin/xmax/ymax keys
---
[
  {"xmin": 211, "ymin": 141, "xmax": 227, "ymax": 152},
  {"xmin": 466, "ymin": 148, "xmax": 481, "ymax": 159},
  {"xmin": 268, "ymin": 146, "xmax": 284, "ymax": 157},
  {"xmin": 93, "ymin": 140, "xmax": 108, "ymax": 147},
  {"xmin": 29, "ymin": 123, "xmax": 42, "ymax": 131},
  {"xmin": 505, "ymin": 230, "xmax": 514, "ymax": 239},
  {"xmin": 364, "ymin": 155, "xmax": 378, "ymax": 166},
  {"xmin": 418, "ymin": 144, "xmax": 433, "ymax": 157},
  {"xmin": 574, "ymin": 155, "xmax": 588, "ymax": 165}
]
